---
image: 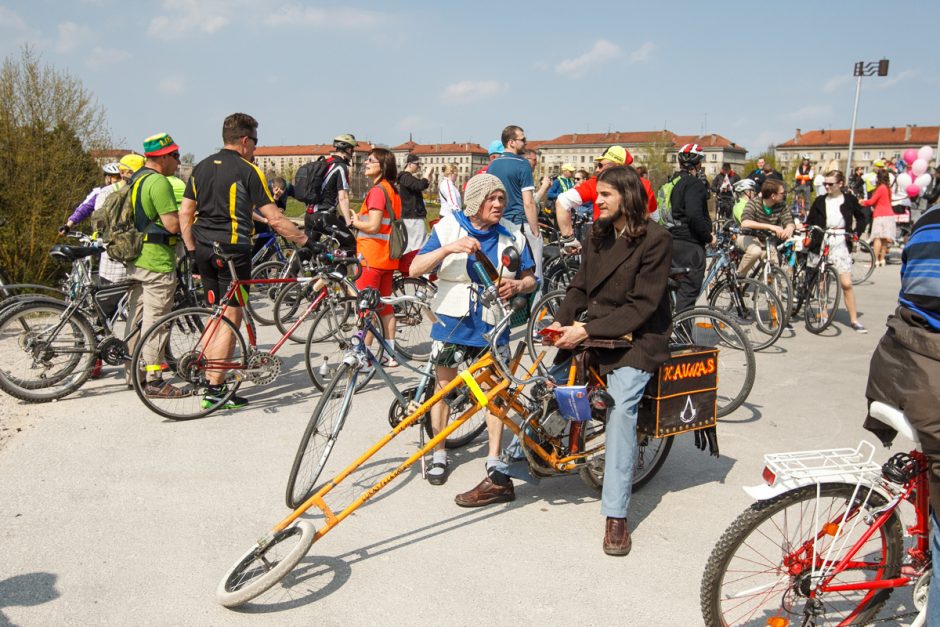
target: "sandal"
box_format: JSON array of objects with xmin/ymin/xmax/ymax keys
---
[{"xmin": 427, "ymin": 461, "xmax": 449, "ymax": 485}]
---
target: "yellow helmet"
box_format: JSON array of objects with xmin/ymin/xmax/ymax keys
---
[{"xmin": 118, "ymin": 153, "xmax": 146, "ymax": 172}]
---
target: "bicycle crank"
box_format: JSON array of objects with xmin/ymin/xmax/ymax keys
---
[
  {"xmin": 98, "ymin": 336, "xmax": 130, "ymax": 365},
  {"xmin": 246, "ymin": 351, "xmax": 282, "ymax": 385}
]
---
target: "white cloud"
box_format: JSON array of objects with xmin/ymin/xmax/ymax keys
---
[
  {"xmin": 158, "ymin": 75, "xmax": 185, "ymax": 95},
  {"xmin": 440, "ymin": 80, "xmax": 508, "ymax": 104},
  {"xmin": 823, "ymin": 74, "xmax": 852, "ymax": 93},
  {"xmin": 628, "ymin": 41, "xmax": 655, "ymax": 63},
  {"xmin": 263, "ymin": 5, "xmax": 383, "ymax": 28},
  {"xmin": 555, "ymin": 40, "xmax": 620, "ymax": 77},
  {"xmin": 783, "ymin": 104, "xmax": 832, "ymax": 121},
  {"xmin": 0, "ymin": 7, "xmax": 42, "ymax": 45},
  {"xmin": 85, "ymin": 46, "xmax": 132, "ymax": 68},
  {"xmin": 148, "ymin": 0, "xmax": 237, "ymax": 39},
  {"xmin": 56, "ymin": 22, "xmax": 95, "ymax": 54},
  {"xmin": 871, "ymin": 69, "xmax": 917, "ymax": 90}
]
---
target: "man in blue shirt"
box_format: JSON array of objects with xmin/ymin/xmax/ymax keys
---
[{"xmin": 487, "ymin": 124, "xmax": 542, "ymax": 277}]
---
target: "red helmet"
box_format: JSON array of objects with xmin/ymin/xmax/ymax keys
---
[{"xmin": 677, "ymin": 143, "xmax": 705, "ymax": 168}]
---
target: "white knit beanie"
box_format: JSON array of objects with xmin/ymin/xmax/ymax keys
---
[{"xmin": 463, "ymin": 173, "xmax": 505, "ymax": 217}]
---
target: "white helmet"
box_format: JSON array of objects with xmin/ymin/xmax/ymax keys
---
[
  {"xmin": 102, "ymin": 162, "xmax": 122, "ymax": 175},
  {"xmin": 677, "ymin": 143, "xmax": 705, "ymax": 168},
  {"xmin": 733, "ymin": 178, "xmax": 757, "ymax": 194}
]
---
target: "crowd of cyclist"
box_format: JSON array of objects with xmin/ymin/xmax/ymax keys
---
[{"xmin": 45, "ymin": 113, "xmax": 931, "ymax": 557}]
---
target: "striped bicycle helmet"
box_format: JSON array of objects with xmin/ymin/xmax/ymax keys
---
[{"xmin": 677, "ymin": 143, "xmax": 705, "ymax": 168}]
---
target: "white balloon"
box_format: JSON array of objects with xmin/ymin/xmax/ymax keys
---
[
  {"xmin": 897, "ymin": 172, "xmax": 913, "ymax": 188},
  {"xmin": 918, "ymin": 145, "xmax": 934, "ymax": 162},
  {"xmin": 915, "ymin": 173, "xmax": 932, "ymax": 190},
  {"xmin": 912, "ymin": 158, "xmax": 928, "ymax": 177}
]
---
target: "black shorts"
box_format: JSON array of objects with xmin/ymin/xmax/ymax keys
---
[{"xmin": 195, "ymin": 243, "xmax": 252, "ymax": 306}]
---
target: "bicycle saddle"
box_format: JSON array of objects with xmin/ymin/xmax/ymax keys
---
[
  {"xmin": 50, "ymin": 244, "xmax": 101, "ymax": 262},
  {"xmin": 211, "ymin": 242, "xmax": 241, "ymax": 262}
]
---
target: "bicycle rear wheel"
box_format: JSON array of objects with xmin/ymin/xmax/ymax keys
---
[
  {"xmin": 286, "ymin": 362, "xmax": 357, "ymax": 508},
  {"xmin": 0, "ymin": 299, "xmax": 96, "ymax": 402},
  {"xmin": 273, "ymin": 281, "xmax": 351, "ymax": 344},
  {"xmin": 707, "ymin": 277, "xmax": 785, "ymax": 351},
  {"xmin": 578, "ymin": 433, "xmax": 673, "ymax": 491},
  {"xmin": 804, "ymin": 267, "xmax": 841, "ymax": 334},
  {"xmin": 216, "ymin": 520, "xmax": 316, "ymax": 608},
  {"xmin": 850, "ymin": 239, "xmax": 875, "ymax": 285},
  {"xmin": 391, "ymin": 276, "xmax": 436, "ymax": 362},
  {"xmin": 672, "ymin": 308, "xmax": 755, "ymax": 417},
  {"xmin": 525, "ymin": 289, "xmax": 570, "ymax": 375},
  {"xmin": 131, "ymin": 307, "xmax": 246, "ymax": 420},
  {"xmin": 700, "ymin": 483, "xmax": 902, "ymax": 627},
  {"xmin": 246, "ymin": 261, "xmax": 288, "ymax": 326}
]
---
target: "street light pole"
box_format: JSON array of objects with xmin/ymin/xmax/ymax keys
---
[{"xmin": 845, "ymin": 59, "xmax": 889, "ymax": 177}]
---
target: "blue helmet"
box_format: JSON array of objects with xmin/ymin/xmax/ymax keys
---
[{"xmin": 487, "ymin": 139, "xmax": 504, "ymax": 156}]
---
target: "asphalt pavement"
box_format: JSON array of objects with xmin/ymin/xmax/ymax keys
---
[{"xmin": 0, "ymin": 265, "xmax": 916, "ymax": 626}]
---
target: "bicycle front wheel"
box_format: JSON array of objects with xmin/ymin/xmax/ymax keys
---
[
  {"xmin": 216, "ymin": 520, "xmax": 316, "ymax": 608},
  {"xmin": 131, "ymin": 307, "xmax": 246, "ymax": 420},
  {"xmin": 672, "ymin": 308, "xmax": 756, "ymax": 417},
  {"xmin": 0, "ymin": 299, "xmax": 96, "ymax": 402},
  {"xmin": 804, "ymin": 267, "xmax": 841, "ymax": 334},
  {"xmin": 391, "ymin": 276, "xmax": 436, "ymax": 362},
  {"xmin": 700, "ymin": 483, "xmax": 903, "ymax": 626},
  {"xmin": 286, "ymin": 362, "xmax": 357, "ymax": 508},
  {"xmin": 525, "ymin": 289, "xmax": 570, "ymax": 376},
  {"xmin": 851, "ymin": 239, "xmax": 875, "ymax": 285},
  {"xmin": 305, "ymin": 299, "xmax": 380, "ymax": 394},
  {"xmin": 707, "ymin": 277, "xmax": 785, "ymax": 351}
]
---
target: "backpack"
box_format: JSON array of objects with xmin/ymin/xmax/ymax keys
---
[
  {"xmin": 293, "ymin": 156, "xmax": 333, "ymax": 205},
  {"xmin": 656, "ymin": 173, "xmax": 682, "ymax": 229},
  {"xmin": 376, "ymin": 185, "xmax": 408, "ymax": 260},
  {"xmin": 90, "ymin": 170, "xmax": 165, "ymax": 262}
]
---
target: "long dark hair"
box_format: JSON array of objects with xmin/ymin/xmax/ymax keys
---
[
  {"xmin": 591, "ymin": 165, "xmax": 648, "ymax": 251},
  {"xmin": 370, "ymin": 147, "xmax": 397, "ymax": 184}
]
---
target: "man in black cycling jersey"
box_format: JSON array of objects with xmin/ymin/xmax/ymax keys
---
[
  {"xmin": 304, "ymin": 134, "xmax": 357, "ymax": 252},
  {"xmin": 669, "ymin": 143, "xmax": 714, "ymax": 311},
  {"xmin": 180, "ymin": 112, "xmax": 316, "ymax": 410}
]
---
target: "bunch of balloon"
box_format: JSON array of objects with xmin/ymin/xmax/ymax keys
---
[{"xmin": 898, "ymin": 145, "xmax": 934, "ymax": 199}]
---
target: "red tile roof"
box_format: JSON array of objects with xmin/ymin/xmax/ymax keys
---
[
  {"xmin": 779, "ymin": 126, "xmax": 940, "ymax": 147},
  {"xmin": 674, "ymin": 134, "xmax": 745, "ymax": 151},
  {"xmin": 254, "ymin": 141, "xmax": 374, "ymax": 157},
  {"xmin": 391, "ymin": 141, "xmax": 487, "ymax": 155}
]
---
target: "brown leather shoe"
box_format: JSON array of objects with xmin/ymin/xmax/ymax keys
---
[
  {"xmin": 454, "ymin": 476, "xmax": 514, "ymax": 507},
  {"xmin": 603, "ymin": 517, "xmax": 632, "ymax": 556}
]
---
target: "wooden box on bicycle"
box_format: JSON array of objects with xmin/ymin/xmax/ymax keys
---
[{"xmin": 637, "ymin": 345, "xmax": 718, "ymax": 438}]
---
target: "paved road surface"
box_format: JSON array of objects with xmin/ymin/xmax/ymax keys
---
[{"xmin": 0, "ymin": 267, "xmax": 915, "ymax": 625}]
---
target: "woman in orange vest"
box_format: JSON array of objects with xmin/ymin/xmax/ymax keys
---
[{"xmin": 352, "ymin": 148, "xmax": 402, "ymax": 363}]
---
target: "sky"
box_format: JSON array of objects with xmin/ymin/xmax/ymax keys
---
[{"xmin": 2, "ymin": 0, "xmax": 938, "ymax": 161}]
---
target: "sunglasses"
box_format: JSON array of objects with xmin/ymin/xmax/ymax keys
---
[
  {"xmin": 823, "ymin": 182, "xmax": 837, "ymax": 187},
  {"xmin": 364, "ymin": 157, "xmax": 379, "ymax": 164},
  {"xmin": 167, "ymin": 152, "xmax": 181, "ymax": 160},
  {"xmin": 245, "ymin": 135, "xmax": 258, "ymax": 145},
  {"xmin": 574, "ymin": 177, "xmax": 584, "ymax": 182}
]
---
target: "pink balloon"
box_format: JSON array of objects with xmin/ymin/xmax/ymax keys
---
[
  {"xmin": 897, "ymin": 172, "xmax": 913, "ymax": 188},
  {"xmin": 912, "ymin": 158, "xmax": 928, "ymax": 176},
  {"xmin": 906, "ymin": 184, "xmax": 921, "ymax": 198},
  {"xmin": 918, "ymin": 145, "xmax": 934, "ymax": 162},
  {"xmin": 904, "ymin": 148, "xmax": 919, "ymax": 165}
]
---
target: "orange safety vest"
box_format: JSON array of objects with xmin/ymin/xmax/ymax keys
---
[{"xmin": 356, "ymin": 179, "xmax": 401, "ymax": 271}]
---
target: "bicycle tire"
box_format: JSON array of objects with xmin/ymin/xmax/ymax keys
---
[
  {"xmin": 131, "ymin": 307, "xmax": 246, "ymax": 420},
  {"xmin": 286, "ymin": 362, "xmax": 357, "ymax": 508},
  {"xmin": 245, "ymin": 260, "xmax": 288, "ymax": 326},
  {"xmin": 0, "ymin": 299, "xmax": 97, "ymax": 402},
  {"xmin": 391, "ymin": 276, "xmax": 436, "ymax": 362},
  {"xmin": 707, "ymin": 277, "xmax": 785, "ymax": 351},
  {"xmin": 804, "ymin": 267, "xmax": 841, "ymax": 334},
  {"xmin": 417, "ymin": 372, "xmax": 487, "ymax": 449},
  {"xmin": 525, "ymin": 289, "xmax": 572, "ymax": 376},
  {"xmin": 273, "ymin": 280, "xmax": 352, "ymax": 345},
  {"xmin": 216, "ymin": 520, "xmax": 316, "ymax": 608},
  {"xmin": 672, "ymin": 308, "xmax": 756, "ymax": 417},
  {"xmin": 851, "ymin": 238, "xmax": 875, "ymax": 285},
  {"xmin": 700, "ymin": 482, "xmax": 902, "ymax": 626},
  {"xmin": 542, "ymin": 256, "xmax": 580, "ymax": 293},
  {"xmin": 305, "ymin": 299, "xmax": 380, "ymax": 394},
  {"xmin": 578, "ymin": 433, "xmax": 673, "ymax": 491},
  {"xmin": 751, "ymin": 264, "xmax": 794, "ymax": 327}
]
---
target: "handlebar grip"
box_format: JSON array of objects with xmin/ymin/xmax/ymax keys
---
[{"xmin": 472, "ymin": 261, "xmax": 494, "ymax": 287}]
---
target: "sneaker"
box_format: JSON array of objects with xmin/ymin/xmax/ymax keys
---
[
  {"xmin": 144, "ymin": 380, "xmax": 186, "ymax": 399},
  {"xmin": 380, "ymin": 354, "xmax": 399, "ymax": 368},
  {"xmin": 851, "ymin": 322, "xmax": 868, "ymax": 334},
  {"xmin": 201, "ymin": 386, "xmax": 249, "ymax": 410}
]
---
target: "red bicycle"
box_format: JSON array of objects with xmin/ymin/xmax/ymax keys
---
[
  {"xmin": 700, "ymin": 401, "xmax": 931, "ymax": 626},
  {"xmin": 129, "ymin": 243, "xmax": 360, "ymax": 420}
]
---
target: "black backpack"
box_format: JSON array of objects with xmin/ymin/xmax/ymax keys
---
[{"xmin": 293, "ymin": 156, "xmax": 333, "ymax": 205}]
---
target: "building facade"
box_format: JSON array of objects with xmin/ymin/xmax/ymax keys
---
[
  {"xmin": 253, "ymin": 141, "xmax": 376, "ymax": 197},
  {"xmin": 390, "ymin": 141, "xmax": 488, "ymax": 189},
  {"xmin": 776, "ymin": 125, "xmax": 940, "ymax": 171}
]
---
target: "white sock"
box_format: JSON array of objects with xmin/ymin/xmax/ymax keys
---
[{"xmin": 432, "ymin": 450, "xmax": 447, "ymax": 464}]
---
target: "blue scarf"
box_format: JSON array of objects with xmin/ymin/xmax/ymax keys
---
[{"xmin": 452, "ymin": 210, "xmax": 513, "ymax": 239}]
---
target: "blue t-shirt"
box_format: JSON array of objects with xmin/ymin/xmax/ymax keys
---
[
  {"xmin": 486, "ymin": 152, "xmax": 534, "ymax": 226},
  {"xmin": 419, "ymin": 223, "xmax": 536, "ymax": 347}
]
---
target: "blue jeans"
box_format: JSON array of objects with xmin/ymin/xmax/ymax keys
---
[
  {"xmin": 494, "ymin": 361, "xmax": 652, "ymax": 519},
  {"xmin": 929, "ymin": 510, "xmax": 940, "ymax": 624}
]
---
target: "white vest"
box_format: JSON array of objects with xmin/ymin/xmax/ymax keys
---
[{"xmin": 432, "ymin": 214, "xmax": 526, "ymax": 324}]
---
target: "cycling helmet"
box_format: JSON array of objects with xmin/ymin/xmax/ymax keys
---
[
  {"xmin": 676, "ymin": 143, "xmax": 705, "ymax": 168},
  {"xmin": 102, "ymin": 162, "xmax": 122, "ymax": 175},
  {"xmin": 733, "ymin": 178, "xmax": 757, "ymax": 194},
  {"xmin": 333, "ymin": 133, "xmax": 357, "ymax": 151}
]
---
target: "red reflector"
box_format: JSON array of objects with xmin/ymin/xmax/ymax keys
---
[
  {"xmin": 215, "ymin": 258, "xmax": 224, "ymax": 268},
  {"xmin": 207, "ymin": 290, "xmax": 215, "ymax": 305},
  {"xmin": 762, "ymin": 466, "xmax": 777, "ymax": 486}
]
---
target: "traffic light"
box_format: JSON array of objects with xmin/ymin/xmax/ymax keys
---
[{"xmin": 877, "ymin": 59, "xmax": 889, "ymax": 77}]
